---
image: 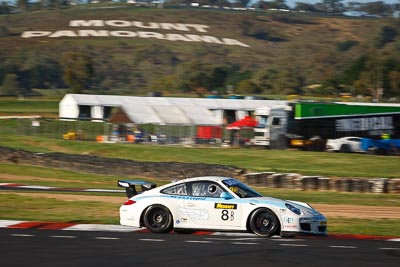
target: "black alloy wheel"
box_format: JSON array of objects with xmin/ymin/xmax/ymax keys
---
[
  {"xmin": 249, "ymin": 208, "xmax": 280, "ymax": 237},
  {"xmin": 143, "ymin": 204, "xmax": 173, "ymax": 233}
]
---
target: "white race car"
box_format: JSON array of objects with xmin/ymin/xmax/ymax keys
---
[
  {"xmin": 118, "ymin": 176, "xmax": 327, "ymax": 237},
  {"xmin": 326, "ymin": 136, "xmax": 364, "ymax": 153}
]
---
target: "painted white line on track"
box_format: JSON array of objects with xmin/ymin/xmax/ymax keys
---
[
  {"xmin": 272, "ymin": 238, "xmax": 305, "ymax": 242},
  {"xmin": 205, "ymin": 237, "xmax": 259, "ymax": 241},
  {"xmin": 387, "ymin": 238, "xmax": 400, "ymax": 242},
  {"xmin": 231, "ymin": 242, "xmax": 259, "ymax": 245},
  {"xmin": 11, "ymin": 234, "xmax": 35, "ymax": 237},
  {"xmin": 63, "ymin": 224, "xmax": 140, "ymax": 232},
  {"xmin": 95, "ymin": 237, "xmax": 120, "ymax": 240},
  {"xmin": 138, "ymin": 239, "xmax": 165, "ymax": 242},
  {"xmin": 379, "ymin": 247, "xmax": 400, "ymax": 250},
  {"xmin": 84, "ymin": 189, "xmax": 125, "ymax": 193},
  {"xmin": 329, "ymin": 245, "xmax": 357, "ymax": 249},
  {"xmin": 50, "ymin": 235, "xmax": 77, "ymax": 239},
  {"xmin": 211, "ymin": 232, "xmax": 257, "ymax": 237},
  {"xmin": 280, "ymin": 244, "xmax": 308, "ymax": 247},
  {"xmin": 185, "ymin": 240, "xmax": 213, "ymax": 244},
  {"xmin": 19, "ymin": 185, "xmax": 56, "ymax": 190}
]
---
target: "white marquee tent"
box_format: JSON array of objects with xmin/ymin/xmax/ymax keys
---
[{"xmin": 59, "ymin": 94, "xmax": 287, "ymax": 126}]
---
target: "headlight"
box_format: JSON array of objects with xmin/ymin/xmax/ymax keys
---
[{"xmin": 285, "ymin": 203, "xmax": 301, "ymax": 215}]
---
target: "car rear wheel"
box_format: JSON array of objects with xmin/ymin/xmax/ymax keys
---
[
  {"xmin": 340, "ymin": 144, "xmax": 350, "ymax": 153},
  {"xmin": 143, "ymin": 204, "xmax": 173, "ymax": 233},
  {"xmin": 249, "ymin": 208, "xmax": 280, "ymax": 237}
]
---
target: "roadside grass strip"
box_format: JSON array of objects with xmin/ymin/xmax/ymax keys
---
[{"xmin": 0, "ymin": 183, "xmax": 124, "ymax": 193}]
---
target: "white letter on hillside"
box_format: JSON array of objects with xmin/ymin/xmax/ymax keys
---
[
  {"xmin": 132, "ymin": 21, "xmax": 160, "ymax": 29},
  {"xmin": 21, "ymin": 31, "xmax": 51, "ymax": 38},
  {"xmin": 137, "ymin": 32, "xmax": 164, "ymax": 39},
  {"xmin": 222, "ymin": 38, "xmax": 250, "ymax": 48},
  {"xmin": 109, "ymin": 31, "xmax": 137, "ymax": 37},
  {"xmin": 78, "ymin": 30, "xmax": 109, "ymax": 37},
  {"xmin": 185, "ymin": 35, "xmax": 222, "ymax": 44},
  {"xmin": 160, "ymin": 23, "xmax": 190, "ymax": 31},
  {"xmin": 165, "ymin": 34, "xmax": 191, "ymax": 42},
  {"xmin": 186, "ymin": 24, "xmax": 209, "ymax": 32},
  {"xmin": 105, "ymin": 20, "xmax": 132, "ymax": 27},
  {"xmin": 49, "ymin": 31, "xmax": 78, "ymax": 38},
  {"xmin": 69, "ymin": 20, "xmax": 104, "ymax": 27}
]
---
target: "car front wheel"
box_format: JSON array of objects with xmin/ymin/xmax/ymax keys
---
[
  {"xmin": 249, "ymin": 208, "xmax": 280, "ymax": 237},
  {"xmin": 143, "ymin": 204, "xmax": 173, "ymax": 233}
]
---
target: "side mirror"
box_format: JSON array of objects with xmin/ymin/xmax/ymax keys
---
[{"xmin": 220, "ymin": 192, "xmax": 233, "ymax": 199}]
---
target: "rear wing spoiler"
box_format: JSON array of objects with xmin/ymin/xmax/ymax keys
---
[{"xmin": 117, "ymin": 180, "xmax": 157, "ymax": 198}]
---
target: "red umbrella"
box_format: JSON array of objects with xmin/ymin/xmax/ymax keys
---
[{"xmin": 226, "ymin": 116, "xmax": 258, "ymax": 130}]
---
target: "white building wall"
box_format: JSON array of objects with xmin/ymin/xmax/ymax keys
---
[
  {"xmin": 59, "ymin": 94, "xmax": 79, "ymax": 119},
  {"xmin": 91, "ymin": 105, "xmax": 103, "ymax": 120}
]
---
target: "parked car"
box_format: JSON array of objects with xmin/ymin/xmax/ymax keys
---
[
  {"xmin": 118, "ymin": 176, "xmax": 327, "ymax": 237},
  {"xmin": 326, "ymin": 136, "xmax": 363, "ymax": 153}
]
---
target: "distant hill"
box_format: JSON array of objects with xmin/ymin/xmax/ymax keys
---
[{"xmin": 0, "ymin": 4, "xmax": 399, "ymax": 99}]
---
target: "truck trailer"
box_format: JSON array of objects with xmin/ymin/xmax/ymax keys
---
[{"xmin": 252, "ymin": 102, "xmax": 400, "ymax": 150}]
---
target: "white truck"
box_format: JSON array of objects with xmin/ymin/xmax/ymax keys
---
[{"xmin": 252, "ymin": 106, "xmax": 290, "ymax": 149}]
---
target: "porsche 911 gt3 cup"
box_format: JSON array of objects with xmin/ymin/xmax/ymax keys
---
[{"xmin": 118, "ymin": 176, "xmax": 327, "ymax": 237}]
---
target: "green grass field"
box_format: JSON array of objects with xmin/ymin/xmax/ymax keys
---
[{"xmin": 1, "ymin": 134, "xmax": 399, "ymax": 178}]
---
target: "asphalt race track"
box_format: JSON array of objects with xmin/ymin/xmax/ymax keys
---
[{"xmin": 1, "ymin": 228, "xmax": 399, "ymax": 267}]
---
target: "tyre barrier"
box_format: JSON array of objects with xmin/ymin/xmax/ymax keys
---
[{"xmin": 243, "ymin": 173, "xmax": 400, "ymax": 194}]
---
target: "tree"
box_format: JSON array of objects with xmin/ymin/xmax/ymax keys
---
[
  {"xmin": 236, "ymin": 79, "xmax": 261, "ymax": 94},
  {"xmin": 1, "ymin": 74, "xmax": 19, "ymax": 95},
  {"xmin": 388, "ymin": 71, "xmax": 400, "ymax": 98},
  {"xmin": 360, "ymin": 1, "xmax": 391, "ymax": 16},
  {"xmin": 375, "ymin": 26, "xmax": 397, "ymax": 48},
  {"xmin": 235, "ymin": 0, "xmax": 250, "ymax": 7},
  {"xmin": 294, "ymin": 2, "xmax": 318, "ymax": 12},
  {"xmin": 321, "ymin": 0, "xmax": 344, "ymax": 13},
  {"xmin": 272, "ymin": 0, "xmax": 289, "ymax": 9},
  {"xmin": 16, "ymin": 0, "xmax": 29, "ymax": 12},
  {"xmin": 61, "ymin": 52, "xmax": 94, "ymax": 93},
  {"xmin": 0, "ymin": 1, "xmax": 12, "ymax": 14},
  {"xmin": 0, "ymin": 25, "xmax": 10, "ymax": 37},
  {"xmin": 252, "ymin": 68, "xmax": 279, "ymax": 93}
]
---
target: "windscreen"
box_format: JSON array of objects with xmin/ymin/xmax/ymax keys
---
[{"xmin": 222, "ymin": 178, "xmax": 263, "ymax": 198}]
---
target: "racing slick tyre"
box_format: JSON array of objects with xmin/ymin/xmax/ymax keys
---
[
  {"xmin": 340, "ymin": 144, "xmax": 350, "ymax": 153},
  {"xmin": 249, "ymin": 208, "xmax": 280, "ymax": 237},
  {"xmin": 143, "ymin": 204, "xmax": 173, "ymax": 234}
]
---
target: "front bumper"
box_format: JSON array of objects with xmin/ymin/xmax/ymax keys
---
[{"xmin": 297, "ymin": 216, "xmax": 327, "ymax": 235}]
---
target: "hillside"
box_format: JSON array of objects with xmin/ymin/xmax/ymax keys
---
[{"xmin": 0, "ymin": 5, "xmax": 399, "ymax": 97}]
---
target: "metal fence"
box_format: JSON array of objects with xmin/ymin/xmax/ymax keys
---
[{"xmin": 0, "ymin": 118, "xmax": 254, "ymax": 146}]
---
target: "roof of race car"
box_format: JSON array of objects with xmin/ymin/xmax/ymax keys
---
[
  {"xmin": 173, "ymin": 176, "xmax": 232, "ymax": 183},
  {"xmin": 156, "ymin": 176, "xmax": 233, "ymax": 189}
]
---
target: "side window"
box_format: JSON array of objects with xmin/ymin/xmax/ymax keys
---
[
  {"xmin": 161, "ymin": 183, "xmax": 187, "ymax": 195},
  {"xmin": 190, "ymin": 182, "xmax": 223, "ymax": 198},
  {"xmin": 272, "ymin": 117, "xmax": 281, "ymax": 126}
]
